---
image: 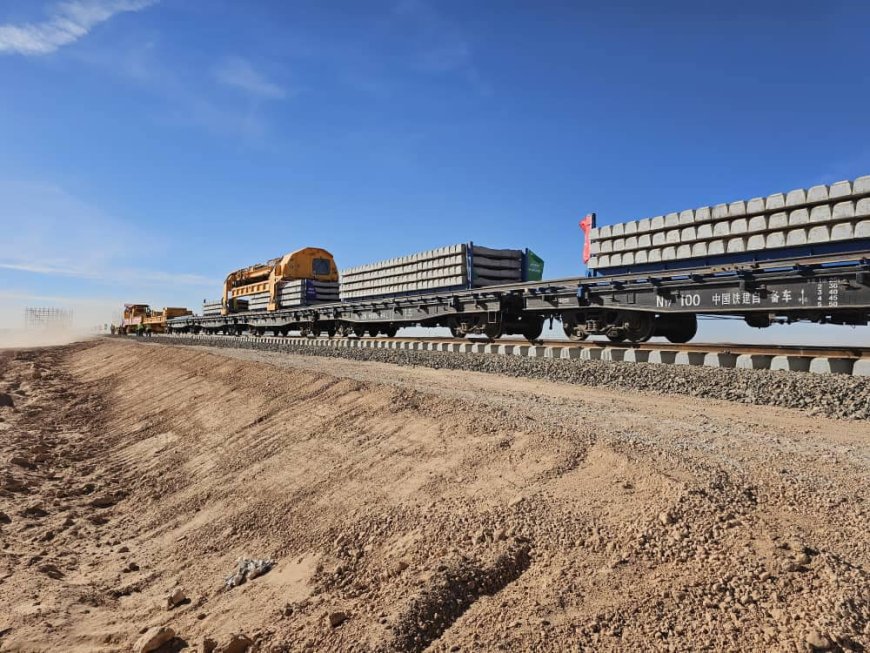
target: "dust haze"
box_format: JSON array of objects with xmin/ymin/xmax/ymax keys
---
[
  {"xmin": 0, "ymin": 297, "xmax": 119, "ymax": 349},
  {"xmin": 0, "ymin": 327, "xmax": 98, "ymax": 350}
]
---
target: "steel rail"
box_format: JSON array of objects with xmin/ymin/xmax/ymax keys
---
[
  {"xmin": 321, "ymin": 336, "xmax": 870, "ymax": 359},
  {"xmin": 157, "ymin": 332, "xmax": 870, "ymax": 361}
]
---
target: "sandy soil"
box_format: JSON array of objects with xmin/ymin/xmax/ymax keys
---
[{"xmin": 0, "ymin": 339, "xmax": 867, "ymax": 652}]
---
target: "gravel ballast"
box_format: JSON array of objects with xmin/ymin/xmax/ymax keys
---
[{"xmin": 145, "ymin": 336, "xmax": 870, "ymax": 420}]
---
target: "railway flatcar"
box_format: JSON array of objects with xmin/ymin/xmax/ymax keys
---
[{"xmin": 161, "ymin": 174, "xmax": 870, "ymax": 344}]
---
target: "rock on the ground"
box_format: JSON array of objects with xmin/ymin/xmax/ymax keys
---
[
  {"xmin": 214, "ymin": 633, "xmax": 254, "ymax": 653},
  {"xmin": 806, "ymin": 631, "xmax": 832, "ymax": 650},
  {"xmin": 225, "ymin": 558, "xmax": 274, "ymax": 588},
  {"xmin": 165, "ymin": 586, "xmax": 187, "ymax": 610},
  {"xmin": 133, "ymin": 626, "xmax": 175, "ymax": 653},
  {"xmin": 327, "ymin": 611, "xmax": 349, "ymax": 628}
]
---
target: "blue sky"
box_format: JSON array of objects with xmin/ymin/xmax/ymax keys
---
[{"xmin": 1, "ymin": 0, "xmax": 869, "ymax": 343}]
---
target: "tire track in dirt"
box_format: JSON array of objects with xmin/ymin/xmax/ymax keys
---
[{"xmin": 388, "ymin": 542, "xmax": 531, "ymax": 652}]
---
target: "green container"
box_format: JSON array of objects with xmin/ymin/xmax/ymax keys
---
[{"xmin": 524, "ymin": 249, "xmax": 545, "ymax": 281}]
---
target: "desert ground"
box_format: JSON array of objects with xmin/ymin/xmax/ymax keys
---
[{"xmin": 0, "ymin": 338, "xmax": 867, "ymax": 652}]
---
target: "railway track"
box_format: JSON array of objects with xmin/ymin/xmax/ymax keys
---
[
  {"xmin": 143, "ymin": 333, "xmax": 870, "ymax": 376},
  {"xmin": 344, "ymin": 335, "xmax": 870, "ymax": 359}
]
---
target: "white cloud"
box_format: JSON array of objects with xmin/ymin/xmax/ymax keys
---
[
  {"xmin": 0, "ymin": 0, "xmax": 157, "ymax": 56},
  {"xmin": 213, "ymin": 56, "xmax": 287, "ymax": 100}
]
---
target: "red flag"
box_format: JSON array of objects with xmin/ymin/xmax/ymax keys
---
[{"xmin": 579, "ymin": 213, "xmax": 595, "ymax": 264}]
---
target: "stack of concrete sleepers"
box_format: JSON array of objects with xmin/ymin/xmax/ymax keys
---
[
  {"xmin": 470, "ymin": 245, "xmax": 525, "ymax": 286},
  {"xmin": 202, "ymin": 298, "xmax": 249, "ymax": 316},
  {"xmin": 219, "ymin": 281, "xmax": 340, "ymax": 313},
  {"xmin": 242, "ymin": 291, "xmax": 271, "ymax": 312},
  {"xmin": 586, "ymin": 174, "xmax": 870, "ymax": 271},
  {"xmin": 276, "ymin": 279, "xmax": 339, "ymax": 306},
  {"xmin": 340, "ymin": 243, "xmax": 526, "ymax": 300}
]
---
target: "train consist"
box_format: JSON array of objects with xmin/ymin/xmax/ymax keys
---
[
  {"xmin": 161, "ymin": 174, "xmax": 870, "ymax": 343},
  {"xmin": 115, "ymin": 304, "xmax": 192, "ymax": 335}
]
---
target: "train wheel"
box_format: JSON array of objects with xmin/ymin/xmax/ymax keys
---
[
  {"xmin": 623, "ymin": 313, "xmax": 654, "ymax": 343},
  {"xmin": 447, "ymin": 317, "xmax": 466, "ymax": 338},
  {"xmin": 384, "ymin": 325, "xmax": 398, "ymax": 338},
  {"xmin": 522, "ymin": 317, "xmax": 544, "ymax": 342},
  {"xmin": 368, "ymin": 326, "xmax": 380, "ymax": 338},
  {"xmin": 483, "ymin": 323, "xmax": 503, "ymax": 341},
  {"xmin": 665, "ymin": 315, "xmax": 698, "ymax": 343},
  {"xmin": 562, "ymin": 316, "xmax": 588, "ymax": 341},
  {"xmin": 607, "ymin": 332, "xmax": 626, "ymax": 343}
]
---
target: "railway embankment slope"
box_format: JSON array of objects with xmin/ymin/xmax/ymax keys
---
[{"xmin": 0, "ymin": 339, "xmax": 867, "ymax": 652}]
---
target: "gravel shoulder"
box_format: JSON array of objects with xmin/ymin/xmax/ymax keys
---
[
  {"xmin": 0, "ymin": 339, "xmax": 867, "ymax": 652},
  {"xmin": 149, "ymin": 335, "xmax": 870, "ymax": 420}
]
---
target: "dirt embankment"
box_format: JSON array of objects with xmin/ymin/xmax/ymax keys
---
[{"xmin": 0, "ymin": 340, "xmax": 868, "ymax": 652}]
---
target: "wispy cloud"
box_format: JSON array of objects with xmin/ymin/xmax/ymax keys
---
[
  {"xmin": 0, "ymin": 0, "xmax": 157, "ymax": 56},
  {"xmin": 0, "ymin": 262, "xmax": 215, "ymax": 287},
  {"xmin": 0, "ymin": 180, "xmax": 214, "ymax": 287},
  {"xmin": 391, "ymin": 0, "xmax": 487, "ymax": 92},
  {"xmin": 213, "ymin": 56, "xmax": 287, "ymax": 100},
  {"xmin": 74, "ymin": 41, "xmax": 285, "ymax": 141},
  {"xmin": 0, "ymin": 180, "xmax": 218, "ymax": 329}
]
